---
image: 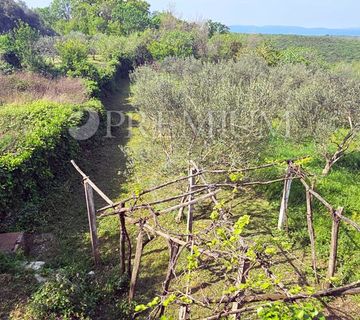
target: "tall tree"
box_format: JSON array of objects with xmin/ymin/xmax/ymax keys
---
[{"xmin": 112, "ymin": 0, "xmax": 151, "ymax": 35}]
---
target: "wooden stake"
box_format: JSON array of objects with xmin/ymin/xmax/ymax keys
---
[
  {"xmin": 159, "ymin": 241, "xmax": 181, "ymax": 317},
  {"xmin": 327, "ymin": 207, "xmax": 343, "ymax": 287},
  {"xmin": 119, "ymin": 207, "xmax": 126, "ymax": 275},
  {"xmin": 306, "ymin": 190, "xmax": 319, "ymax": 283},
  {"xmin": 180, "ymin": 240, "xmax": 194, "ymax": 320},
  {"xmin": 278, "ymin": 167, "xmax": 292, "ymax": 230},
  {"xmin": 176, "ymin": 185, "xmax": 190, "ymax": 223},
  {"xmin": 231, "ymin": 256, "xmax": 250, "ymax": 319},
  {"xmin": 190, "ymin": 160, "xmax": 226, "ymax": 220},
  {"xmin": 186, "ymin": 167, "xmax": 196, "ymax": 242},
  {"xmin": 129, "ymin": 227, "xmax": 144, "ymax": 301},
  {"xmin": 84, "ymin": 180, "xmax": 100, "ymax": 266}
]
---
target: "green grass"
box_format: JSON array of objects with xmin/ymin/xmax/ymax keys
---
[
  {"xmin": 260, "ymin": 137, "xmax": 360, "ymax": 282},
  {"xmin": 2, "ymin": 77, "xmax": 360, "ymax": 319}
]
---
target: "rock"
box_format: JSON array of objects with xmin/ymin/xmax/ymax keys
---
[
  {"xmin": 34, "ymin": 274, "xmax": 47, "ymax": 283},
  {"xmin": 25, "ymin": 261, "xmax": 45, "ymax": 271}
]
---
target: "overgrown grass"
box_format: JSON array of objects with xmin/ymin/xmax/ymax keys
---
[{"xmin": 0, "ymin": 72, "xmax": 89, "ymax": 106}]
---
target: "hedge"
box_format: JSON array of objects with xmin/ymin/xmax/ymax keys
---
[{"xmin": 0, "ymin": 99, "xmax": 102, "ymax": 224}]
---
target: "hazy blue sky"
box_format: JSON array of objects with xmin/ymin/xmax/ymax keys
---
[{"xmin": 24, "ymin": 0, "xmax": 360, "ymax": 29}]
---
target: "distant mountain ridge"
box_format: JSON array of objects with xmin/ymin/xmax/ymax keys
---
[{"xmin": 230, "ymin": 25, "xmax": 360, "ymax": 37}]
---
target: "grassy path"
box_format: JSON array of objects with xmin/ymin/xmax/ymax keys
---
[{"xmin": 0, "ymin": 76, "xmax": 134, "ymax": 319}]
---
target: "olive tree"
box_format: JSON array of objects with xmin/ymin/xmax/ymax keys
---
[
  {"xmin": 131, "ymin": 55, "xmax": 274, "ymax": 168},
  {"xmin": 269, "ymin": 64, "xmax": 360, "ymax": 175}
]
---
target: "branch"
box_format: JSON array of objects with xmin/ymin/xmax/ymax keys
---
[{"xmin": 202, "ymin": 280, "xmax": 360, "ymax": 305}]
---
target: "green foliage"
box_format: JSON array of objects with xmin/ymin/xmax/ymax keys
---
[
  {"xmin": 112, "ymin": 0, "xmax": 151, "ymax": 35},
  {"xmin": 256, "ymin": 41, "xmax": 280, "ymax": 66},
  {"xmin": 131, "ymin": 55, "xmax": 274, "ymax": 167},
  {"xmin": 257, "ymin": 301, "xmax": 325, "ymax": 320},
  {"xmin": 279, "ymin": 47, "xmax": 325, "ymax": 67},
  {"xmin": 56, "ymin": 36, "xmax": 89, "ymax": 72},
  {"xmin": 0, "ymin": 34, "xmax": 13, "ymax": 54},
  {"xmin": 0, "ymin": 99, "xmax": 102, "ymax": 222},
  {"xmin": 0, "ymin": 0, "xmax": 53, "ymax": 35},
  {"xmin": 25, "ymin": 269, "xmax": 100, "ymax": 320},
  {"xmin": 134, "ymin": 296, "xmax": 161, "ymax": 313},
  {"xmin": 39, "ymin": 0, "xmax": 152, "ymax": 36},
  {"xmin": 207, "ymin": 20, "xmax": 230, "ymax": 38},
  {"xmin": 0, "ymin": 252, "xmax": 26, "ymax": 274},
  {"xmin": 10, "ymin": 22, "xmax": 46, "ymax": 71},
  {"xmin": 207, "ymin": 33, "xmax": 243, "ymax": 61},
  {"xmin": 269, "ymin": 34, "xmax": 360, "ymax": 63},
  {"xmin": 148, "ymin": 30, "xmax": 194, "ymax": 60}
]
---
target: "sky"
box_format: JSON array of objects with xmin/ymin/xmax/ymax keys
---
[{"xmin": 24, "ymin": 0, "xmax": 360, "ymax": 29}]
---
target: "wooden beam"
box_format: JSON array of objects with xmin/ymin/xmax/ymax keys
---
[
  {"xmin": 200, "ymin": 280, "xmax": 360, "ymax": 305},
  {"xmin": 160, "ymin": 190, "xmax": 220, "ymax": 215},
  {"xmin": 84, "ymin": 181, "xmax": 100, "ymax": 266},
  {"xmin": 119, "ymin": 208, "xmax": 126, "ymax": 275},
  {"xmin": 71, "ymin": 160, "xmax": 114, "ymax": 206},
  {"xmin": 327, "ymin": 207, "xmax": 343, "ymax": 286},
  {"xmin": 278, "ymin": 166, "xmax": 292, "ymax": 230},
  {"xmin": 306, "ymin": 190, "xmax": 319, "ymax": 283},
  {"xmin": 97, "ymin": 170, "xmax": 206, "ymax": 212},
  {"xmin": 187, "ymin": 167, "xmax": 196, "ymax": 242},
  {"xmin": 129, "ymin": 228, "xmax": 144, "ymax": 301},
  {"xmin": 190, "ymin": 160, "xmax": 227, "ymax": 220},
  {"xmin": 159, "ymin": 241, "xmax": 181, "ymax": 317}
]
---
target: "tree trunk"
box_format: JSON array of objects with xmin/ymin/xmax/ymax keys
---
[{"xmin": 322, "ymin": 160, "xmax": 332, "ymax": 176}]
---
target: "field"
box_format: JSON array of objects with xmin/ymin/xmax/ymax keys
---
[{"xmin": 269, "ymin": 35, "xmax": 360, "ymax": 63}]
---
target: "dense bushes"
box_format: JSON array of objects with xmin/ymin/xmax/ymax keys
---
[
  {"xmin": 148, "ymin": 30, "xmax": 195, "ymax": 60},
  {"xmin": 24, "ymin": 269, "xmax": 133, "ymax": 320},
  {"xmin": 131, "ymin": 55, "xmax": 274, "ymax": 168},
  {"xmin": 0, "ymin": 99, "xmax": 102, "ymax": 226},
  {"xmin": 131, "ymin": 54, "xmax": 360, "ymax": 170}
]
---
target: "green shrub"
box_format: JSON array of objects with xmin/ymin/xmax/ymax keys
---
[
  {"xmin": 11, "ymin": 22, "xmax": 47, "ymax": 72},
  {"xmin": 257, "ymin": 301, "xmax": 325, "ymax": 320},
  {"xmin": 25, "ymin": 270, "xmax": 100, "ymax": 320},
  {"xmin": 0, "ymin": 99, "xmax": 102, "ymax": 225},
  {"xmin": 148, "ymin": 30, "xmax": 194, "ymax": 60},
  {"xmin": 0, "ymin": 252, "xmax": 26, "ymax": 274},
  {"xmin": 207, "ymin": 33, "xmax": 243, "ymax": 61},
  {"xmin": 56, "ymin": 37, "xmax": 89, "ymax": 73},
  {"xmin": 131, "ymin": 56, "xmax": 275, "ymax": 168}
]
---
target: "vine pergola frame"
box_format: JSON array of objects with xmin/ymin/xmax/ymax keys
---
[{"xmin": 70, "ymin": 158, "xmax": 360, "ymax": 319}]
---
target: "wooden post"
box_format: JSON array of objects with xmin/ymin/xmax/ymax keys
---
[
  {"xmin": 278, "ymin": 166, "xmax": 292, "ymax": 230},
  {"xmin": 159, "ymin": 241, "xmax": 181, "ymax": 317},
  {"xmin": 176, "ymin": 185, "xmax": 190, "ymax": 223},
  {"xmin": 327, "ymin": 207, "xmax": 343, "ymax": 286},
  {"xmin": 119, "ymin": 205, "xmax": 126, "ymax": 275},
  {"xmin": 179, "ymin": 305, "xmax": 190, "ymax": 320},
  {"xmin": 186, "ymin": 167, "xmax": 196, "ymax": 242},
  {"xmin": 129, "ymin": 228, "xmax": 144, "ymax": 301},
  {"xmin": 190, "ymin": 160, "xmax": 227, "ymax": 220},
  {"xmin": 179, "ymin": 240, "xmax": 194, "ymax": 320},
  {"xmin": 231, "ymin": 256, "xmax": 250, "ymax": 319},
  {"xmin": 306, "ymin": 189, "xmax": 319, "ymax": 283},
  {"xmin": 84, "ymin": 180, "xmax": 100, "ymax": 266}
]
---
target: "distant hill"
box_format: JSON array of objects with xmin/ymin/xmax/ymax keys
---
[
  {"xmin": 0, "ymin": 0, "xmax": 54, "ymax": 35},
  {"xmin": 230, "ymin": 25, "xmax": 360, "ymax": 37}
]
